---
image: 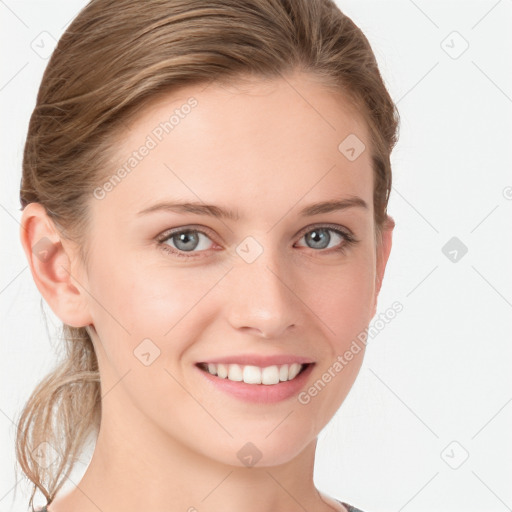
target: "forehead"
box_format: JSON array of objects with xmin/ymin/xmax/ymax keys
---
[{"xmin": 97, "ymin": 72, "xmax": 373, "ymax": 217}]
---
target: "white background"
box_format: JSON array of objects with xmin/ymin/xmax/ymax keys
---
[{"xmin": 1, "ymin": 1, "xmax": 511, "ymax": 511}]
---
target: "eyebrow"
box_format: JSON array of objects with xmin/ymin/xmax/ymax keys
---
[{"xmin": 136, "ymin": 196, "xmax": 368, "ymax": 220}]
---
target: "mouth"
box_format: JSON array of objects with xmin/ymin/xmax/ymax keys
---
[{"xmin": 196, "ymin": 362, "xmax": 313, "ymax": 385}]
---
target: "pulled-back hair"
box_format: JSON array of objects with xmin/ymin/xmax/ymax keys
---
[{"xmin": 16, "ymin": 0, "xmax": 399, "ymax": 509}]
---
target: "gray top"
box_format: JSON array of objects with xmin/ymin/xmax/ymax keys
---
[
  {"xmin": 36, "ymin": 500, "xmax": 367, "ymax": 512},
  {"xmin": 339, "ymin": 501, "xmax": 367, "ymax": 512}
]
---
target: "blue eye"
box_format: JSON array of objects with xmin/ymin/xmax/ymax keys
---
[
  {"xmin": 296, "ymin": 227, "xmax": 353, "ymax": 251},
  {"xmin": 158, "ymin": 229, "xmax": 215, "ymax": 258},
  {"xmin": 156, "ymin": 225, "xmax": 357, "ymax": 259}
]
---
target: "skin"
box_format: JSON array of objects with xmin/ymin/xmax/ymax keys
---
[{"xmin": 21, "ymin": 71, "xmax": 394, "ymax": 512}]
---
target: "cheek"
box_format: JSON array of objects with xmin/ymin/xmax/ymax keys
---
[
  {"xmin": 124, "ymin": 262, "xmax": 230, "ymax": 331},
  {"xmin": 86, "ymin": 254, "xmax": 225, "ymax": 356},
  {"xmin": 302, "ymin": 251, "xmax": 376, "ymax": 346},
  {"xmin": 300, "ymin": 256, "xmax": 376, "ymax": 418}
]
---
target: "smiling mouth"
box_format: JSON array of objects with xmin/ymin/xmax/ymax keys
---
[{"xmin": 196, "ymin": 362, "xmax": 313, "ymax": 385}]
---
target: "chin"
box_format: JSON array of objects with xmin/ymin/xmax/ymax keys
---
[{"xmin": 211, "ymin": 429, "xmax": 316, "ymax": 469}]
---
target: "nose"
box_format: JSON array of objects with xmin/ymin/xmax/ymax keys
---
[{"xmin": 225, "ymin": 247, "xmax": 301, "ymax": 339}]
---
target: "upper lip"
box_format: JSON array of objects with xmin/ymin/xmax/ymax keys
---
[{"xmin": 196, "ymin": 354, "xmax": 315, "ymax": 367}]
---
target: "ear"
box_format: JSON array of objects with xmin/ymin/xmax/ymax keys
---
[
  {"xmin": 371, "ymin": 214, "xmax": 395, "ymax": 317},
  {"xmin": 19, "ymin": 203, "xmax": 93, "ymax": 328}
]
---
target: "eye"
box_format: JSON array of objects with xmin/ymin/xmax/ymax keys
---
[
  {"xmin": 295, "ymin": 225, "xmax": 356, "ymax": 253},
  {"xmin": 156, "ymin": 224, "xmax": 358, "ymax": 259},
  {"xmin": 157, "ymin": 228, "xmax": 216, "ymax": 258}
]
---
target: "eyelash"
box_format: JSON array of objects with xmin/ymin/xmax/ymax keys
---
[{"xmin": 156, "ymin": 224, "xmax": 358, "ymax": 259}]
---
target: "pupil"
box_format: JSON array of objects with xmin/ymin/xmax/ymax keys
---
[
  {"xmin": 175, "ymin": 231, "xmax": 198, "ymax": 251},
  {"xmin": 307, "ymin": 229, "xmax": 329, "ymax": 249}
]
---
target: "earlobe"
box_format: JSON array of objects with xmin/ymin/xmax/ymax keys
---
[
  {"xmin": 371, "ymin": 215, "xmax": 395, "ymax": 317},
  {"xmin": 19, "ymin": 203, "xmax": 93, "ymax": 328}
]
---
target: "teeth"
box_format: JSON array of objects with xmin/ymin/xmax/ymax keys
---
[
  {"xmin": 261, "ymin": 366, "xmax": 280, "ymax": 385},
  {"xmin": 202, "ymin": 362, "xmax": 306, "ymax": 385},
  {"xmin": 279, "ymin": 364, "xmax": 289, "ymax": 382},
  {"xmin": 243, "ymin": 365, "xmax": 262, "ymax": 384},
  {"xmin": 228, "ymin": 364, "xmax": 243, "ymax": 382},
  {"xmin": 288, "ymin": 362, "xmax": 302, "ymax": 380},
  {"xmin": 217, "ymin": 363, "xmax": 228, "ymax": 379}
]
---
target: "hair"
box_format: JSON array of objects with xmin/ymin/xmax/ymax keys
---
[{"xmin": 16, "ymin": 0, "xmax": 399, "ymax": 509}]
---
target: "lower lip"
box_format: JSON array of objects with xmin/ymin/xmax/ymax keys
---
[{"xmin": 195, "ymin": 363, "xmax": 315, "ymax": 404}]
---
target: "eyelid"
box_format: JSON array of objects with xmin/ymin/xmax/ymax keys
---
[
  {"xmin": 156, "ymin": 224, "xmax": 217, "ymax": 242},
  {"xmin": 155, "ymin": 225, "xmax": 218, "ymax": 252},
  {"xmin": 155, "ymin": 222, "xmax": 358, "ymax": 257},
  {"xmin": 295, "ymin": 222, "xmax": 356, "ymax": 240}
]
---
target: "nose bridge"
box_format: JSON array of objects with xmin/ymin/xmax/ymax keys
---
[{"xmin": 226, "ymin": 236, "xmax": 300, "ymax": 338}]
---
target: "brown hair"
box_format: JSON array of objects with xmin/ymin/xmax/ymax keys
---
[{"xmin": 16, "ymin": 0, "xmax": 399, "ymax": 509}]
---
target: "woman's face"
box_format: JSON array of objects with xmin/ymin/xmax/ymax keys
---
[{"xmin": 75, "ymin": 72, "xmax": 392, "ymax": 467}]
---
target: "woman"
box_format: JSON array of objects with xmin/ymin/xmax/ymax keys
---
[{"xmin": 16, "ymin": 1, "xmax": 399, "ymax": 511}]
